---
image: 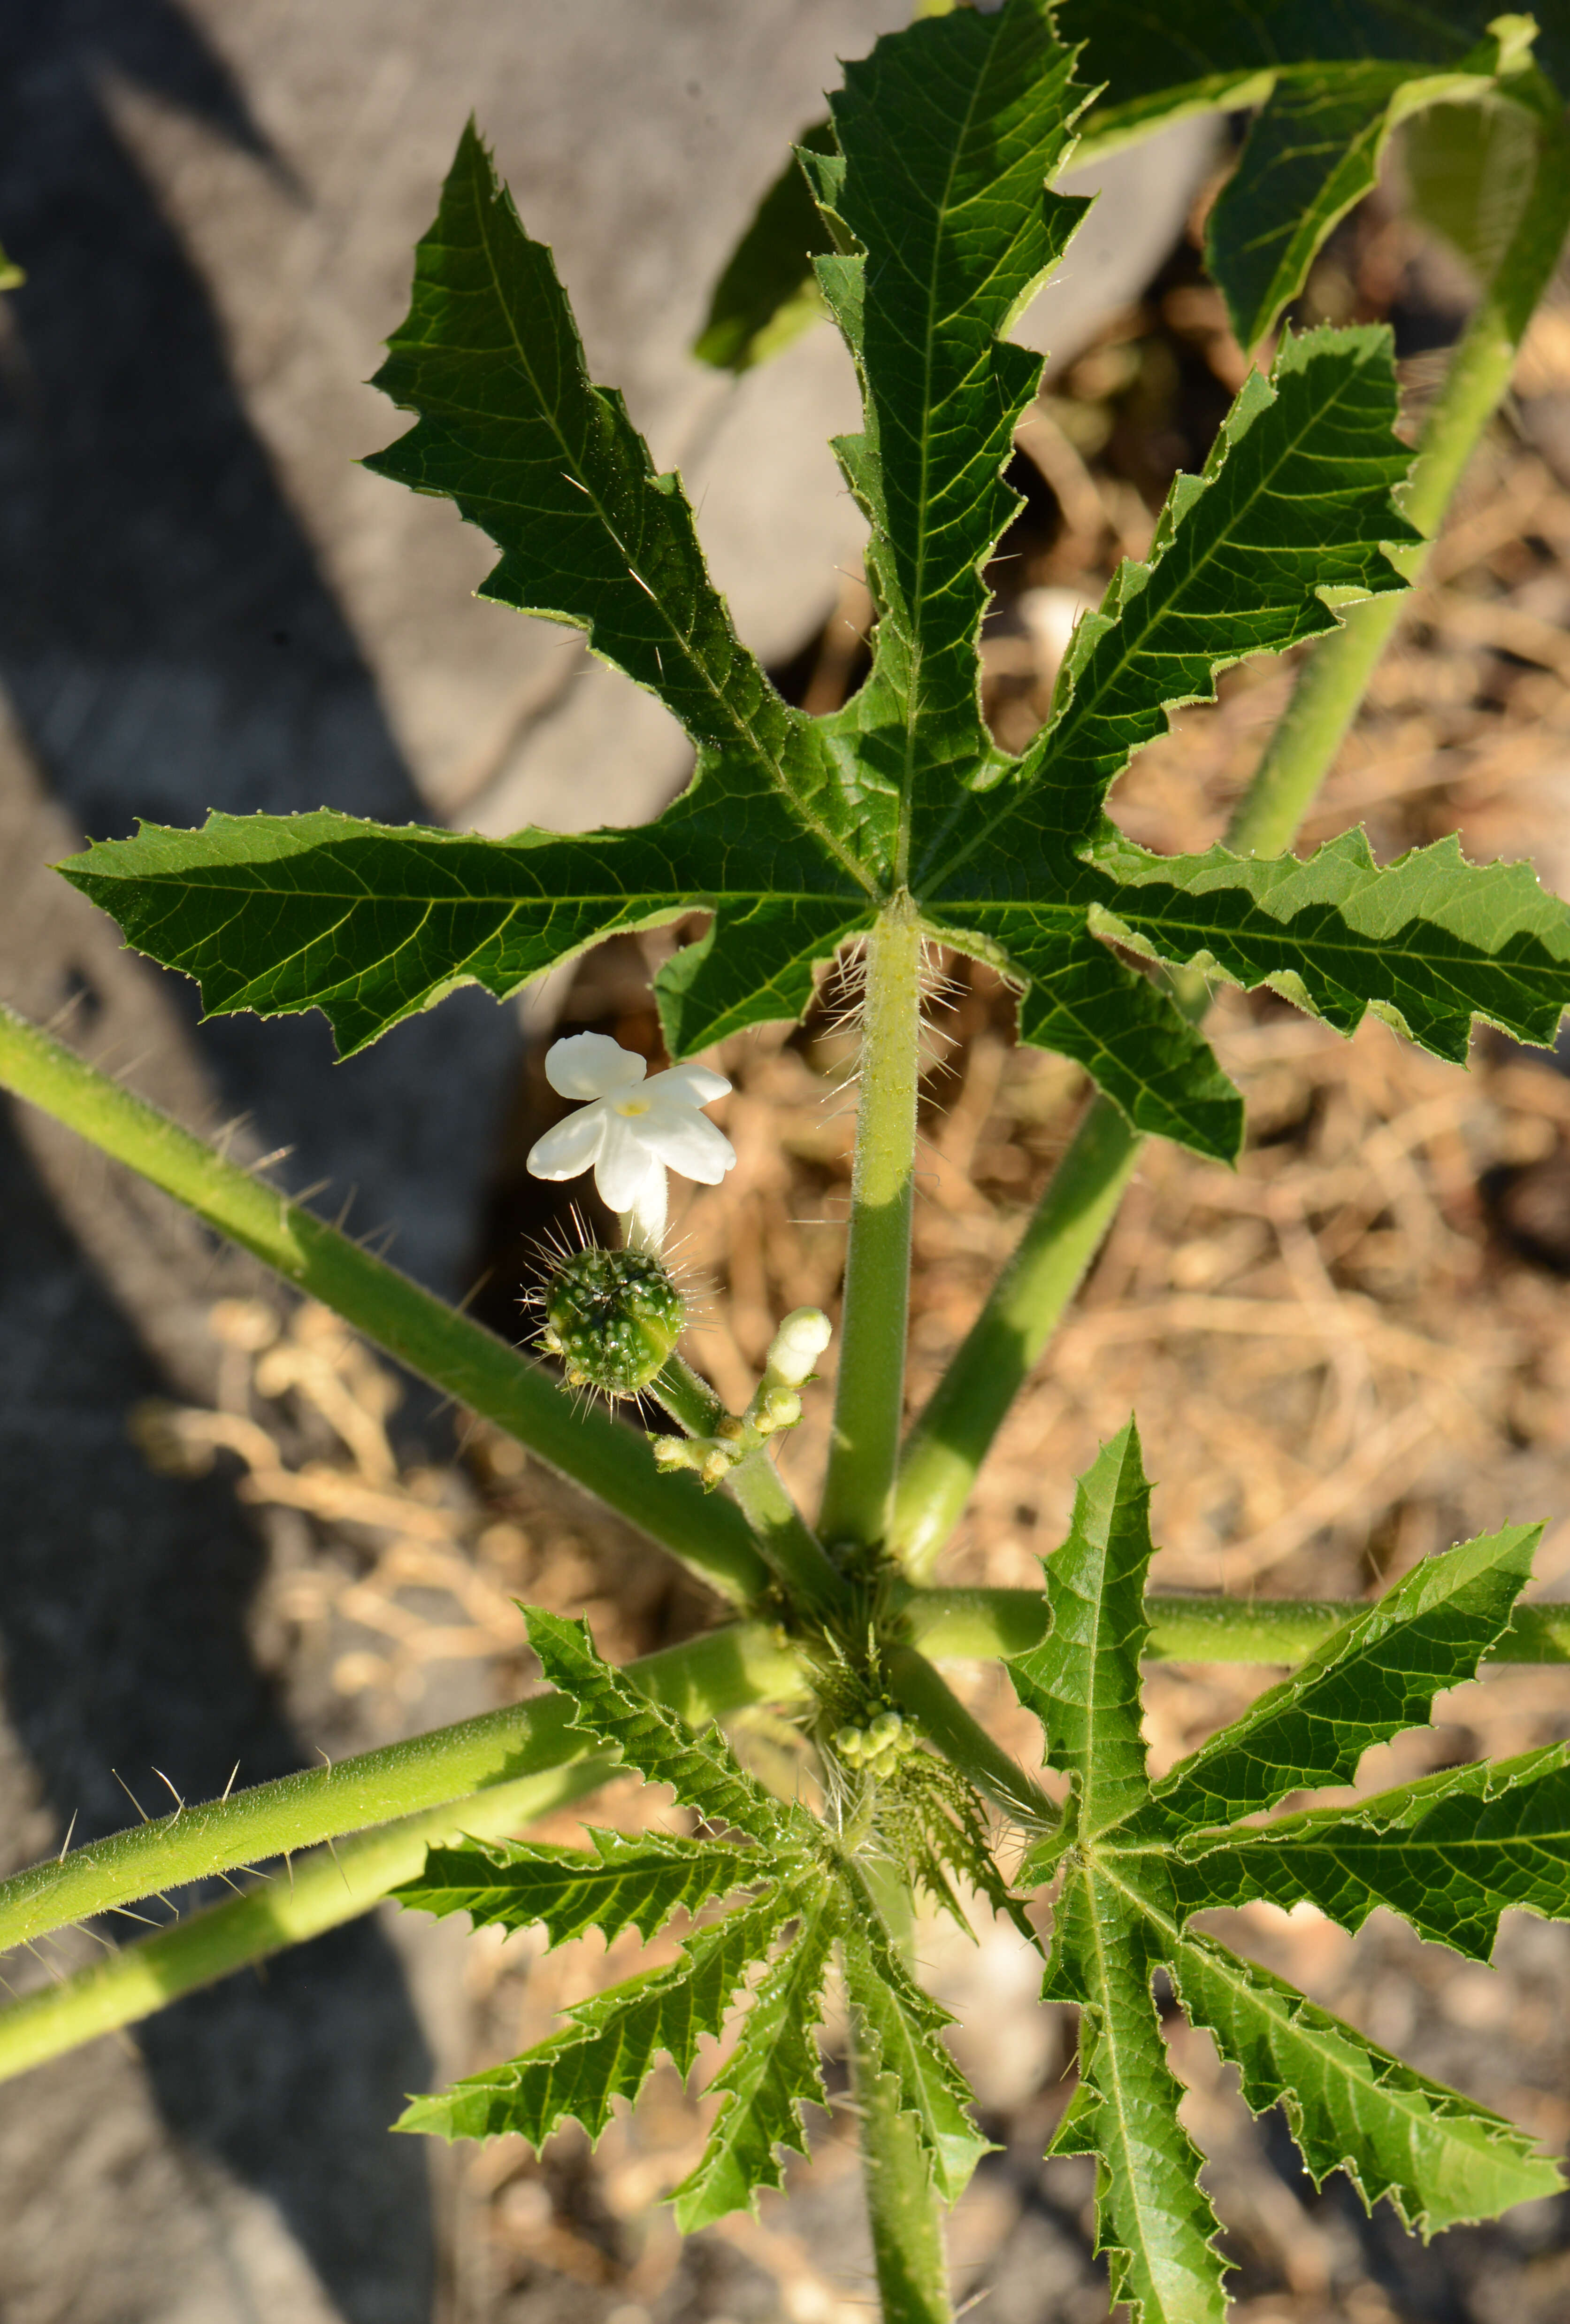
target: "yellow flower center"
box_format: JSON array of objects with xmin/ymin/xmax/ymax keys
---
[{"xmin": 614, "ymin": 1096, "xmax": 651, "ymax": 1117}]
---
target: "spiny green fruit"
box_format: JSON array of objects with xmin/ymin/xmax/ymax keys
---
[{"xmin": 537, "ymin": 1246, "xmax": 685, "ymax": 1398}]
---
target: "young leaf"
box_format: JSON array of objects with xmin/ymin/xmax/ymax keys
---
[
  {"xmin": 1175, "ymin": 1743, "xmax": 1570, "ymax": 1961},
  {"xmin": 1043, "ymin": 1863, "xmax": 1227, "ymax": 2324},
  {"xmin": 671, "ymin": 1894, "xmax": 834, "ymax": 2229},
  {"xmin": 1150, "ymin": 1523, "xmax": 1541, "ymax": 1831},
  {"xmin": 838, "ymin": 1880, "xmax": 993, "ymax": 2202},
  {"xmin": 396, "ymin": 1826, "xmax": 762, "ymax": 1948},
  {"xmin": 397, "ymin": 1887, "xmax": 799, "ymax": 2147},
  {"xmin": 1167, "ymin": 1926, "xmax": 1562, "ymax": 2232},
  {"xmin": 1009, "ymin": 1417, "xmax": 1154, "ymax": 1840},
  {"xmin": 524, "ymin": 1608, "xmax": 791, "ymax": 1846}
]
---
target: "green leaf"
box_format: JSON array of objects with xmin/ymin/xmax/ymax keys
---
[
  {"xmin": 1150, "ymin": 1523, "xmax": 1541, "ymax": 1830},
  {"xmin": 395, "ymin": 1826, "xmax": 762, "ymax": 1948},
  {"xmin": 1168, "ymin": 1926, "xmax": 1562, "ymax": 2232},
  {"xmin": 1404, "ymin": 96, "xmax": 1542, "ymax": 281},
  {"xmin": 524, "ymin": 1608, "xmax": 791, "ymax": 1846},
  {"xmin": 1043, "ymin": 1862, "xmax": 1227, "ymax": 2324},
  {"xmin": 1092, "ymin": 826, "xmax": 1570, "ymax": 1060},
  {"xmin": 62, "ymin": 19, "xmax": 1570, "ymax": 1166},
  {"xmin": 1008, "ymin": 1417, "xmax": 1156, "ymax": 1840},
  {"xmin": 1203, "ymin": 63, "xmax": 1481, "ymax": 349},
  {"xmin": 671, "ymin": 1894, "xmax": 834, "ymax": 2228},
  {"xmin": 1053, "ymin": 3, "xmax": 1564, "ymax": 343},
  {"xmin": 838, "ymin": 1881, "xmax": 993, "ymax": 2201},
  {"xmin": 1175, "ymin": 1744, "xmax": 1570, "ymax": 1961},
  {"xmin": 692, "ymin": 123, "xmax": 835, "ymax": 373},
  {"xmin": 397, "ymin": 1888, "xmax": 798, "ymax": 2147},
  {"xmin": 806, "ymin": 0, "xmax": 1088, "ymax": 783}
]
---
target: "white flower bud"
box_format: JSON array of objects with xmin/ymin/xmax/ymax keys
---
[{"xmin": 765, "ymin": 1307, "xmax": 833, "ymax": 1390}]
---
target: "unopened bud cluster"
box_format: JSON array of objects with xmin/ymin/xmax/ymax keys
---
[
  {"xmin": 537, "ymin": 1246, "xmax": 685, "ymax": 1398},
  {"xmin": 652, "ymin": 1307, "xmax": 832, "ymax": 1488},
  {"xmin": 832, "ymin": 1709, "xmax": 916, "ymax": 1776}
]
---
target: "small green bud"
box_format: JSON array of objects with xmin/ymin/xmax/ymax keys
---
[
  {"xmin": 834, "ymin": 1724, "xmax": 867, "ymax": 1761},
  {"xmin": 865, "ymin": 1710, "xmax": 904, "ymax": 1755},
  {"xmin": 541, "ymin": 1245, "xmax": 684, "ymax": 1398}
]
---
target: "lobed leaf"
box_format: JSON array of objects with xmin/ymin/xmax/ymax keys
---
[
  {"xmin": 1044, "ymin": 1862, "xmax": 1227, "ymax": 2324},
  {"xmin": 1167, "ymin": 1926, "xmax": 1562, "ymax": 2232},
  {"xmin": 1150, "ymin": 1523, "xmax": 1541, "ymax": 1831},
  {"xmin": 396, "ymin": 1826, "xmax": 762, "ymax": 1949},
  {"xmin": 397, "ymin": 1888, "xmax": 796, "ymax": 2147},
  {"xmin": 693, "ymin": 125, "xmax": 836, "ymax": 373},
  {"xmin": 524, "ymin": 1608, "xmax": 792, "ymax": 1846},
  {"xmin": 1008, "ymin": 1417, "xmax": 1155, "ymax": 1840},
  {"xmin": 1175, "ymin": 1744, "xmax": 1570, "ymax": 1961},
  {"xmin": 806, "ymin": 0, "xmax": 1088, "ymax": 789},
  {"xmin": 838, "ymin": 1878, "xmax": 993, "ymax": 2202},
  {"xmin": 671, "ymin": 1894, "xmax": 834, "ymax": 2228},
  {"xmin": 1093, "ymin": 827, "xmax": 1570, "ymax": 1062}
]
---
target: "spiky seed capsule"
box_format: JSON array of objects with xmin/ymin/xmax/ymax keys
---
[{"xmin": 539, "ymin": 1245, "xmax": 684, "ymax": 1398}]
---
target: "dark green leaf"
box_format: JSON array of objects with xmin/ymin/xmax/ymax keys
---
[
  {"xmin": 1151, "ymin": 1524, "xmax": 1541, "ymax": 1831},
  {"xmin": 1008, "ymin": 1417, "xmax": 1155, "ymax": 1840},
  {"xmin": 525, "ymin": 1608, "xmax": 793, "ymax": 1846},
  {"xmin": 672, "ymin": 1894, "xmax": 834, "ymax": 2227},
  {"xmin": 692, "ymin": 123, "xmax": 835, "ymax": 373},
  {"xmin": 1168, "ymin": 1926, "xmax": 1562, "ymax": 2232},
  {"xmin": 396, "ymin": 1826, "xmax": 761, "ymax": 1948},
  {"xmin": 1175, "ymin": 1744, "xmax": 1570, "ymax": 1960}
]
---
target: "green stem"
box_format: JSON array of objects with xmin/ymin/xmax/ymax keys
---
[
  {"xmin": 890, "ymin": 109, "xmax": 1570, "ymax": 1583},
  {"xmin": 651, "ymin": 1356, "xmax": 848, "ymax": 1613},
  {"xmin": 1229, "ymin": 96, "xmax": 1570, "ymax": 859},
  {"xmin": 0, "ymin": 1005, "xmax": 768, "ymax": 1608},
  {"xmin": 847, "ymin": 1862, "xmax": 952, "ymax": 2324},
  {"xmin": 0, "ymin": 1623, "xmax": 804, "ymax": 1955},
  {"xmin": 820, "ymin": 898, "xmax": 923, "ymax": 1550},
  {"xmin": 0, "ymin": 1751, "xmax": 616, "ymax": 2088},
  {"xmin": 890, "ymin": 1094, "xmax": 1140, "ymax": 1578}
]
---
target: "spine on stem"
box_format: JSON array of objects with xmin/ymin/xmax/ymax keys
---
[{"xmin": 819, "ymin": 897, "xmax": 923, "ymax": 1551}]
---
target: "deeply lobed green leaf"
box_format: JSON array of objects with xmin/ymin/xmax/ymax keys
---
[
  {"xmin": 396, "ymin": 1826, "xmax": 761, "ymax": 1949},
  {"xmin": 524, "ymin": 1608, "xmax": 793, "ymax": 1846},
  {"xmin": 1011, "ymin": 1432, "xmax": 1563, "ymax": 2303}
]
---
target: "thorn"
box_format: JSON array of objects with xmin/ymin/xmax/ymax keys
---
[
  {"xmin": 214, "ymin": 1870, "xmax": 248, "ymax": 1897},
  {"xmin": 284, "ymin": 1850, "xmax": 295, "ymax": 1895},
  {"xmin": 57, "ymin": 1809, "xmax": 78, "ymax": 1862},
  {"xmin": 249, "ymin": 1146, "xmax": 294, "ymax": 1175},
  {"xmin": 332, "ymin": 1184, "xmax": 360, "ymax": 1233},
  {"xmin": 293, "ymin": 1177, "xmax": 334, "ymax": 1207},
  {"xmin": 221, "ymin": 1762, "xmax": 241, "ymax": 1803},
  {"xmin": 325, "ymin": 1835, "xmax": 352, "ymax": 1894},
  {"xmin": 110, "ymin": 1769, "xmax": 151, "ymax": 1824},
  {"xmin": 151, "ymin": 1767, "xmax": 185, "ymax": 1815},
  {"xmin": 454, "ymin": 1267, "xmax": 496, "ymax": 1316},
  {"xmin": 316, "ymin": 1745, "xmax": 333, "ymax": 1772},
  {"xmin": 107, "ymin": 1903, "xmax": 163, "ymax": 1929}
]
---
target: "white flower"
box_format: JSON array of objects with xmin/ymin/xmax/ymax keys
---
[{"xmin": 527, "ymin": 1032, "xmax": 735, "ymax": 1249}]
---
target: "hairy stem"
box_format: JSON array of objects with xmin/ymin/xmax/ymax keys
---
[
  {"xmin": 883, "ymin": 1642, "xmax": 1056, "ymax": 1830},
  {"xmin": 889, "ymin": 112, "xmax": 1570, "ymax": 1581},
  {"xmin": 820, "ymin": 898, "xmax": 924, "ymax": 1550},
  {"xmin": 0, "ymin": 1623, "xmax": 804, "ymax": 1955},
  {"xmin": 0, "ymin": 1005, "xmax": 768, "ymax": 1607},
  {"xmin": 889, "ymin": 1094, "xmax": 1140, "ymax": 1578},
  {"xmin": 1228, "ymin": 97, "xmax": 1570, "ymax": 859},
  {"xmin": 0, "ymin": 1753, "xmax": 614, "ymax": 2088}
]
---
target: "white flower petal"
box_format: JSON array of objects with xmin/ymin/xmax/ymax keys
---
[
  {"xmin": 645, "ymin": 1060, "xmax": 731, "ymax": 1107},
  {"xmin": 544, "ymin": 1032, "xmax": 646, "ymax": 1100},
  {"xmin": 594, "ymin": 1114, "xmax": 659, "ymax": 1211},
  {"xmin": 526, "ymin": 1104, "xmax": 607, "ymax": 1182},
  {"xmin": 619, "ymin": 1154, "xmax": 669, "ymax": 1254},
  {"xmin": 635, "ymin": 1099, "xmax": 737, "ymax": 1184}
]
